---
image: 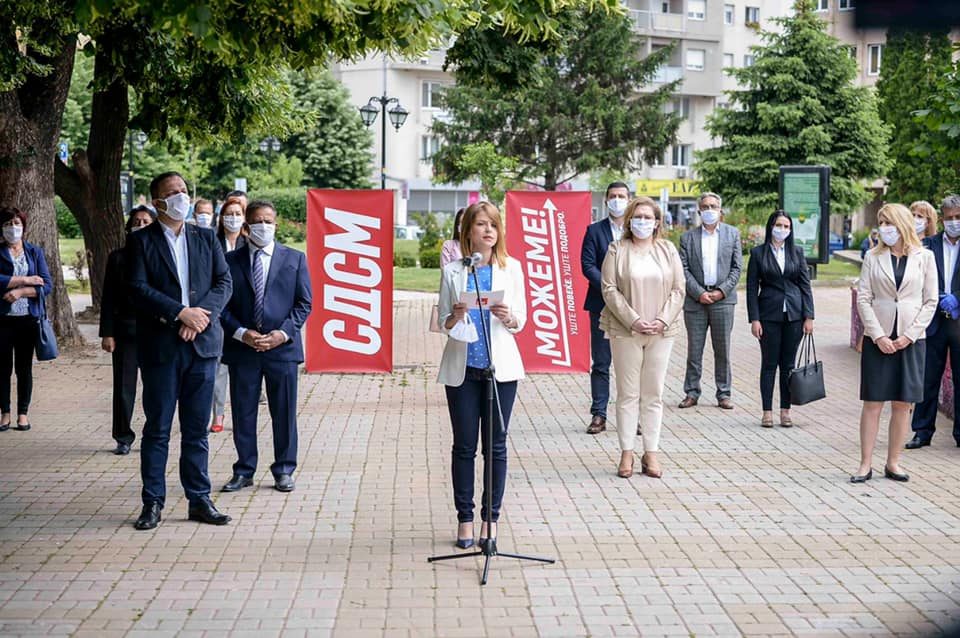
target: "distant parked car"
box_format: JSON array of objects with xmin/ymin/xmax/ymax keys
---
[
  {"xmin": 394, "ymin": 225, "xmax": 423, "ymax": 240},
  {"xmin": 828, "ymin": 231, "xmax": 844, "ymax": 254}
]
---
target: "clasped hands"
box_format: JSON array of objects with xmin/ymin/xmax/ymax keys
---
[
  {"xmin": 698, "ymin": 289, "xmax": 724, "ymax": 305},
  {"xmin": 875, "ymin": 335, "xmax": 912, "ymax": 355},
  {"xmin": 241, "ymin": 329, "xmax": 286, "ymax": 352},
  {"xmin": 940, "ymin": 293, "xmax": 960, "ymax": 320},
  {"xmin": 177, "ymin": 306, "xmax": 211, "ymax": 342},
  {"xmin": 2, "ymin": 275, "xmax": 44, "ymax": 303},
  {"xmin": 631, "ymin": 318, "xmax": 666, "ymax": 335}
]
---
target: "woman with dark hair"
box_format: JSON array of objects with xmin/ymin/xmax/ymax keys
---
[
  {"xmin": 745, "ymin": 211, "xmax": 815, "ymax": 428},
  {"xmin": 211, "ymin": 196, "xmax": 248, "ymax": 433},
  {"xmin": 100, "ymin": 206, "xmax": 155, "ymax": 453},
  {"xmin": 0, "ymin": 206, "xmax": 53, "ymax": 432},
  {"xmin": 440, "ymin": 208, "xmax": 466, "ymax": 267}
]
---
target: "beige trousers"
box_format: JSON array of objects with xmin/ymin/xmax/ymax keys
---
[{"xmin": 610, "ymin": 333, "xmax": 675, "ymax": 452}]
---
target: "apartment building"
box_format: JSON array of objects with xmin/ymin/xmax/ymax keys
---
[{"xmin": 332, "ymin": 0, "xmax": 924, "ymax": 225}]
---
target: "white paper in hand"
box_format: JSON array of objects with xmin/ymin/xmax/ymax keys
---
[{"xmin": 458, "ymin": 289, "xmax": 504, "ymax": 307}]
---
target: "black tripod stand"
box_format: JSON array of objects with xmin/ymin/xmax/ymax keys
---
[{"xmin": 428, "ymin": 258, "xmax": 555, "ymax": 585}]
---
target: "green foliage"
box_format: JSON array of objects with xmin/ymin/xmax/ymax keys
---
[
  {"xmin": 414, "ymin": 212, "xmax": 443, "ymax": 252},
  {"xmin": 433, "ymin": 7, "xmax": 680, "ymax": 190},
  {"xmin": 55, "ymin": 197, "xmax": 82, "ymax": 238},
  {"xmin": 441, "ymin": 142, "xmax": 518, "ymax": 206},
  {"xmin": 254, "ymin": 188, "xmax": 307, "ymax": 223},
  {"xmin": 419, "ymin": 248, "xmax": 441, "ymax": 269},
  {"xmin": 914, "ymin": 44, "xmax": 960, "ymax": 196},
  {"xmin": 276, "ymin": 218, "xmax": 306, "ymax": 244},
  {"xmin": 876, "ymin": 29, "xmax": 953, "ymax": 203},
  {"xmin": 394, "ymin": 253, "xmax": 417, "ymax": 267},
  {"xmin": 695, "ymin": 0, "xmax": 890, "ymax": 222}
]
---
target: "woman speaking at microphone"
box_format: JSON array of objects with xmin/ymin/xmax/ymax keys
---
[{"xmin": 437, "ymin": 201, "xmax": 526, "ymax": 551}]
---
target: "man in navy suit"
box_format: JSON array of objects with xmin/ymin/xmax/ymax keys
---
[
  {"xmin": 580, "ymin": 182, "xmax": 630, "ymax": 434},
  {"xmin": 219, "ymin": 200, "xmax": 312, "ymax": 493},
  {"xmin": 908, "ymin": 195, "xmax": 960, "ymax": 449},
  {"xmin": 128, "ymin": 171, "xmax": 233, "ymax": 530}
]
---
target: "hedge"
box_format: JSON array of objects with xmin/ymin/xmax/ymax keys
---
[
  {"xmin": 253, "ymin": 188, "xmax": 307, "ymax": 223},
  {"xmin": 55, "ymin": 197, "xmax": 82, "ymax": 238}
]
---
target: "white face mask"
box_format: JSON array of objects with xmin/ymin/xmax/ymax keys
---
[
  {"xmin": 195, "ymin": 213, "xmax": 213, "ymax": 228},
  {"xmin": 630, "ymin": 218, "xmax": 656, "ymax": 239},
  {"xmin": 248, "ymin": 222, "xmax": 276, "ymax": 247},
  {"xmin": 914, "ymin": 218, "xmax": 927, "ymax": 235},
  {"xmin": 3, "ymin": 225, "xmax": 23, "ymax": 244},
  {"xmin": 945, "ymin": 220, "xmax": 960, "ymax": 238},
  {"xmin": 879, "ymin": 225, "xmax": 900, "ymax": 247},
  {"xmin": 222, "ymin": 216, "xmax": 244, "ymax": 233},
  {"xmin": 448, "ymin": 313, "xmax": 479, "ymax": 343},
  {"xmin": 607, "ymin": 198, "xmax": 628, "ymax": 218},
  {"xmin": 162, "ymin": 192, "xmax": 191, "ymax": 221},
  {"xmin": 771, "ymin": 227, "xmax": 791, "ymax": 242},
  {"xmin": 130, "ymin": 224, "xmax": 148, "ymax": 233},
  {"xmin": 700, "ymin": 209, "xmax": 720, "ymax": 226}
]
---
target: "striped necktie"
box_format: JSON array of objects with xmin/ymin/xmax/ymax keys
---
[{"xmin": 252, "ymin": 249, "xmax": 264, "ymax": 330}]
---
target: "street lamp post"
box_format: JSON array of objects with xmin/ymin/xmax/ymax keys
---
[
  {"xmin": 259, "ymin": 136, "xmax": 282, "ymax": 172},
  {"xmin": 359, "ymin": 95, "xmax": 409, "ymax": 190}
]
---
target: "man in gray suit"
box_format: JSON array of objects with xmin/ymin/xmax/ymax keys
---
[{"xmin": 678, "ymin": 192, "xmax": 743, "ymax": 410}]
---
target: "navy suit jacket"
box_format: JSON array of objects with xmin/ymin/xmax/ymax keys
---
[
  {"xmin": 127, "ymin": 220, "xmax": 232, "ymax": 365},
  {"xmin": 220, "ymin": 243, "xmax": 312, "ymax": 366},
  {"xmin": 745, "ymin": 243, "xmax": 814, "ymax": 323},
  {"xmin": 581, "ymin": 219, "xmax": 615, "ymax": 313},
  {"xmin": 922, "ymin": 233, "xmax": 960, "ymax": 336},
  {"xmin": 0, "ymin": 241, "xmax": 53, "ymax": 318}
]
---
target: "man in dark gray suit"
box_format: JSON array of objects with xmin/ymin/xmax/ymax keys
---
[{"xmin": 678, "ymin": 192, "xmax": 743, "ymax": 410}]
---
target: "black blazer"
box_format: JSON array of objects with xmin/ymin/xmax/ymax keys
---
[
  {"xmin": 581, "ymin": 219, "xmax": 615, "ymax": 313},
  {"xmin": 127, "ymin": 221, "xmax": 232, "ymax": 365},
  {"xmin": 922, "ymin": 233, "xmax": 960, "ymax": 336},
  {"xmin": 220, "ymin": 243, "xmax": 312, "ymax": 366},
  {"xmin": 217, "ymin": 232, "xmax": 247, "ymax": 254},
  {"xmin": 746, "ymin": 243, "xmax": 814, "ymax": 323},
  {"xmin": 99, "ymin": 245, "xmax": 137, "ymax": 340}
]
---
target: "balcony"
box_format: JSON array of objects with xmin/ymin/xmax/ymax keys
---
[
  {"xmin": 629, "ymin": 10, "xmax": 686, "ymax": 32},
  {"xmin": 652, "ymin": 66, "xmax": 684, "ymax": 84}
]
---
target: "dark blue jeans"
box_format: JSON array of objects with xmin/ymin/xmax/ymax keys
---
[
  {"xmin": 445, "ymin": 368, "xmax": 517, "ymax": 523},
  {"xmin": 589, "ymin": 311, "xmax": 611, "ymax": 417},
  {"xmin": 139, "ymin": 342, "xmax": 217, "ymax": 508}
]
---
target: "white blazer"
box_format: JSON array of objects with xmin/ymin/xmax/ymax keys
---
[
  {"xmin": 857, "ymin": 245, "xmax": 938, "ymax": 343},
  {"xmin": 437, "ymin": 257, "xmax": 526, "ymax": 386}
]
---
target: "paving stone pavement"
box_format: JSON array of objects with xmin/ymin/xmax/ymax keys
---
[{"xmin": 2, "ymin": 287, "xmax": 960, "ymax": 637}]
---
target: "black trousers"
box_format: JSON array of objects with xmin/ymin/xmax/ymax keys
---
[
  {"xmin": 112, "ymin": 338, "xmax": 139, "ymax": 445},
  {"xmin": 0, "ymin": 315, "xmax": 37, "ymax": 415},
  {"xmin": 758, "ymin": 316, "xmax": 803, "ymax": 411},
  {"xmin": 912, "ymin": 321, "xmax": 960, "ymax": 442}
]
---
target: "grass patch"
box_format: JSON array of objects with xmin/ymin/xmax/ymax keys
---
[
  {"xmin": 394, "ymin": 267, "xmax": 440, "ymax": 292},
  {"xmin": 65, "ymin": 279, "xmax": 90, "ymax": 294},
  {"xmin": 59, "ymin": 237, "xmax": 86, "ymax": 257}
]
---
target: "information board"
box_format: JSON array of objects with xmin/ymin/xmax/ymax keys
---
[{"xmin": 779, "ymin": 166, "xmax": 831, "ymax": 265}]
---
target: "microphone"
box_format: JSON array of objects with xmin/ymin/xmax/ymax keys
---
[{"xmin": 461, "ymin": 252, "xmax": 482, "ymax": 268}]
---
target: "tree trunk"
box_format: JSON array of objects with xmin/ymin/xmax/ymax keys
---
[
  {"xmin": 55, "ymin": 45, "xmax": 128, "ymax": 314},
  {"xmin": 0, "ymin": 36, "xmax": 82, "ymax": 345}
]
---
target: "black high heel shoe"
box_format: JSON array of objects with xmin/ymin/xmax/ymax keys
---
[
  {"xmin": 850, "ymin": 469, "xmax": 872, "ymax": 483},
  {"xmin": 884, "ymin": 466, "xmax": 909, "ymax": 482},
  {"xmin": 478, "ymin": 522, "xmax": 497, "ymax": 552},
  {"xmin": 456, "ymin": 522, "xmax": 474, "ymax": 549}
]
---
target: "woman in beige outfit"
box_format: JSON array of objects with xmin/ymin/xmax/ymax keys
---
[{"xmin": 600, "ymin": 197, "xmax": 685, "ymax": 479}]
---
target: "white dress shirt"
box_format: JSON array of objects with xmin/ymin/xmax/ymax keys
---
[
  {"xmin": 944, "ymin": 236, "xmax": 960, "ymax": 292},
  {"xmin": 234, "ymin": 241, "xmax": 288, "ymax": 343},
  {"xmin": 701, "ymin": 226, "xmax": 720, "ymax": 287},
  {"xmin": 161, "ymin": 222, "xmax": 190, "ymax": 307},
  {"xmin": 609, "ymin": 218, "xmax": 624, "ymax": 242},
  {"xmin": 772, "ymin": 243, "xmax": 786, "ymax": 311}
]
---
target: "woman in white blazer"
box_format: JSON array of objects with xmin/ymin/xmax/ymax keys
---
[
  {"xmin": 853, "ymin": 203, "xmax": 938, "ymax": 483},
  {"xmin": 437, "ymin": 201, "xmax": 526, "ymax": 551},
  {"xmin": 600, "ymin": 197, "xmax": 685, "ymax": 479}
]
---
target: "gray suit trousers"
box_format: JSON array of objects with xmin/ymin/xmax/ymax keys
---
[{"xmin": 683, "ymin": 303, "xmax": 735, "ymax": 400}]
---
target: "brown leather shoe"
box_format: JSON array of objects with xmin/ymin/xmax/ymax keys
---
[
  {"xmin": 640, "ymin": 452, "xmax": 662, "ymax": 479},
  {"xmin": 718, "ymin": 398, "xmax": 734, "ymax": 410},
  {"xmin": 617, "ymin": 452, "xmax": 634, "ymax": 478},
  {"xmin": 586, "ymin": 415, "xmax": 606, "ymax": 434},
  {"xmin": 678, "ymin": 396, "xmax": 698, "ymax": 409}
]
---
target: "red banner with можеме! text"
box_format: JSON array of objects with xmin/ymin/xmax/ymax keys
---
[
  {"xmin": 505, "ymin": 191, "xmax": 592, "ymax": 373},
  {"xmin": 305, "ymin": 189, "xmax": 393, "ymax": 373}
]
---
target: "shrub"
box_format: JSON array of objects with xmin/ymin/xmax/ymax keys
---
[
  {"xmin": 254, "ymin": 187, "xmax": 307, "ymax": 222},
  {"xmin": 394, "ymin": 253, "xmax": 417, "ymax": 267},
  {"xmin": 56, "ymin": 197, "xmax": 82, "ymax": 238},
  {"xmin": 276, "ymin": 217, "xmax": 305, "ymax": 244},
  {"xmin": 419, "ymin": 248, "xmax": 441, "ymax": 269}
]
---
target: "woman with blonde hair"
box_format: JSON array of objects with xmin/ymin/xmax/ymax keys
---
[
  {"xmin": 600, "ymin": 197, "xmax": 685, "ymax": 479},
  {"xmin": 910, "ymin": 200, "xmax": 938, "ymax": 241},
  {"xmin": 852, "ymin": 203, "xmax": 937, "ymax": 483},
  {"xmin": 437, "ymin": 201, "xmax": 526, "ymax": 550}
]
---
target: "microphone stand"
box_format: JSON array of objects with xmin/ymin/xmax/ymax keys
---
[{"xmin": 428, "ymin": 258, "xmax": 554, "ymax": 585}]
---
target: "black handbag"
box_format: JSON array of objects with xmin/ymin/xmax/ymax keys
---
[
  {"xmin": 35, "ymin": 293, "xmax": 58, "ymax": 361},
  {"xmin": 788, "ymin": 333, "xmax": 824, "ymax": 405}
]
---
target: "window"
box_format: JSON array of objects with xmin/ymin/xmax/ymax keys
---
[
  {"xmin": 670, "ymin": 97, "xmax": 691, "ymax": 119},
  {"xmin": 846, "ymin": 45, "xmax": 857, "ymax": 60},
  {"xmin": 672, "ymin": 144, "xmax": 692, "ymax": 167},
  {"xmin": 743, "ymin": 54, "xmax": 755, "ymax": 67},
  {"xmin": 745, "ymin": 6, "xmax": 759, "ymax": 23},
  {"xmin": 686, "ymin": 49, "xmax": 705, "ymax": 71},
  {"xmin": 839, "ymin": 0, "xmax": 854, "ymax": 9},
  {"xmin": 724, "ymin": 4, "xmax": 734, "ymax": 24},
  {"xmin": 723, "ymin": 53, "xmax": 735, "ymax": 68},
  {"xmin": 421, "ymin": 82, "xmax": 444, "ymax": 109},
  {"xmin": 687, "ymin": 0, "xmax": 706, "ymax": 20},
  {"xmin": 420, "ymin": 135, "xmax": 442, "ymax": 161},
  {"xmin": 867, "ymin": 44, "xmax": 883, "ymax": 75},
  {"xmin": 816, "ymin": 0, "xmax": 828, "ymax": 10}
]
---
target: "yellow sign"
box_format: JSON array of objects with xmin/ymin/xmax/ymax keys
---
[{"xmin": 634, "ymin": 179, "xmax": 700, "ymax": 199}]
